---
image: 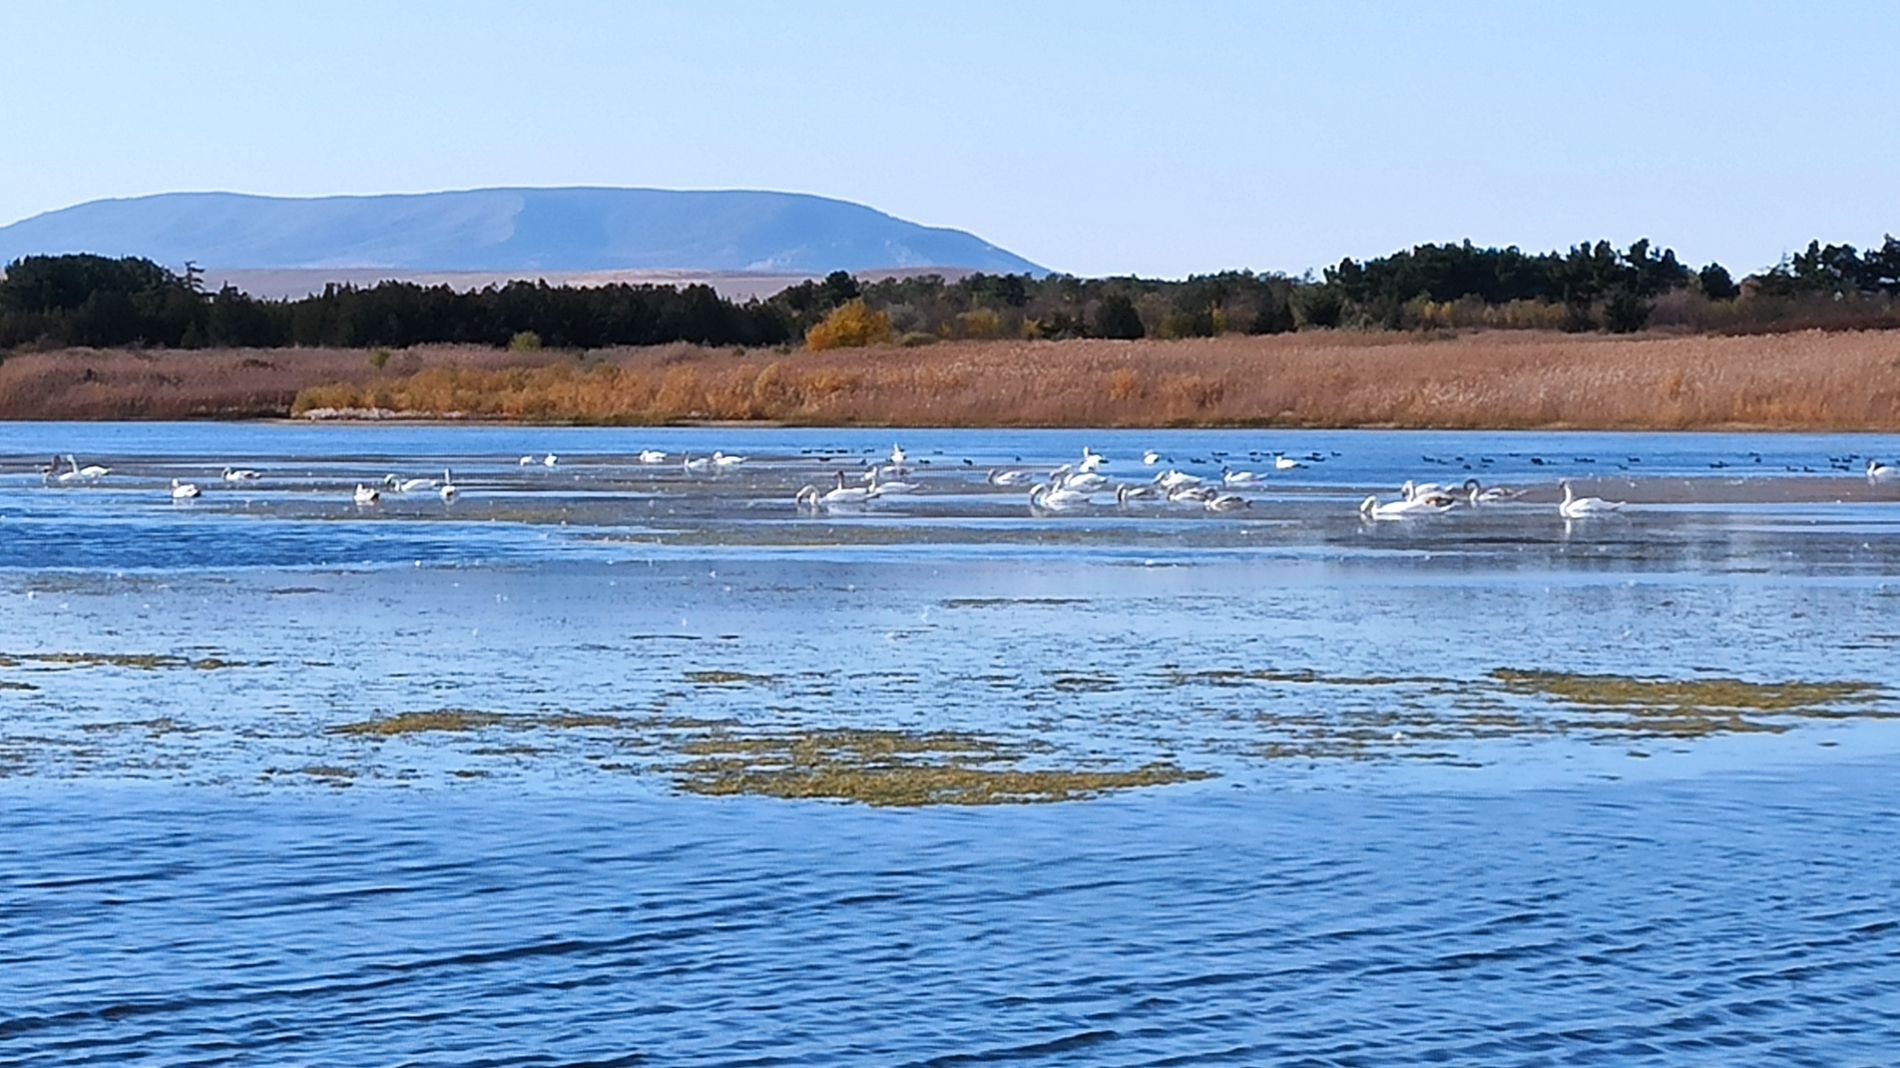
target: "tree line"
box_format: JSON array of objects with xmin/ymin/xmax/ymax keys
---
[{"xmin": 2, "ymin": 234, "xmax": 1897, "ymax": 352}]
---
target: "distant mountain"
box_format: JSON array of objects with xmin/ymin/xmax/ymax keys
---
[{"xmin": 0, "ymin": 187, "xmax": 1045, "ymax": 275}]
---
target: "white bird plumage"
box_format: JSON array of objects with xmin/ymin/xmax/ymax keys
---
[
  {"xmin": 1558, "ymin": 480, "xmax": 1623, "ymax": 518},
  {"xmin": 1221, "ymin": 467, "xmax": 1263, "ymax": 486},
  {"xmin": 796, "ymin": 470, "xmax": 874, "ymax": 508},
  {"xmin": 222, "ymin": 466, "xmax": 263, "ymax": 482},
  {"xmin": 439, "ymin": 468, "xmax": 459, "ymax": 502},
  {"xmin": 1868, "ymin": 460, "xmax": 1899, "ymax": 483},
  {"xmin": 170, "ymin": 478, "xmax": 201, "ymax": 500},
  {"xmin": 638, "ymin": 450, "xmax": 667, "ymax": 464},
  {"xmin": 1360, "ymin": 493, "xmax": 1452, "ymax": 520},
  {"xmin": 384, "ymin": 474, "xmax": 436, "ymax": 493},
  {"xmin": 1205, "ymin": 492, "xmax": 1249, "ymax": 512},
  {"xmin": 1273, "ymin": 453, "xmax": 1302, "ymax": 470},
  {"xmin": 353, "ymin": 484, "xmax": 381, "ymax": 505},
  {"xmin": 1028, "ymin": 482, "xmax": 1093, "ymax": 511}
]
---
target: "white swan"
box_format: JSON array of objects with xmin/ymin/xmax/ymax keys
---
[
  {"xmin": 1868, "ymin": 460, "xmax": 1900, "ymax": 483},
  {"xmin": 1029, "ymin": 482, "xmax": 1092, "ymax": 511},
  {"xmin": 518, "ymin": 455, "xmax": 535, "ymax": 466},
  {"xmin": 170, "ymin": 479, "xmax": 201, "ymax": 501},
  {"xmin": 439, "ymin": 468, "xmax": 459, "ymax": 502},
  {"xmin": 56, "ymin": 455, "xmax": 106, "ymax": 483},
  {"xmin": 222, "ymin": 466, "xmax": 263, "ymax": 482},
  {"xmin": 384, "ymin": 474, "xmax": 436, "ymax": 493},
  {"xmin": 353, "ymin": 484, "xmax": 381, "ymax": 505},
  {"xmin": 1168, "ymin": 484, "xmax": 1217, "ymax": 503},
  {"xmin": 795, "ymin": 470, "xmax": 874, "ymax": 508},
  {"xmin": 638, "ymin": 449, "xmax": 667, "ymax": 464},
  {"xmin": 1142, "ymin": 450, "xmax": 1162, "ymax": 466},
  {"xmin": 711, "ymin": 451, "xmax": 746, "ymax": 469},
  {"xmin": 1273, "ymin": 453, "xmax": 1302, "ymax": 470},
  {"xmin": 1079, "ymin": 446, "xmax": 1106, "ymax": 471},
  {"xmin": 987, "ymin": 468, "xmax": 1032, "ymax": 486},
  {"xmin": 868, "ymin": 469, "xmax": 916, "ymax": 495},
  {"xmin": 1061, "ymin": 470, "xmax": 1111, "ymax": 492},
  {"xmin": 889, "ymin": 444, "xmax": 907, "ymax": 466},
  {"xmin": 542, "ymin": 453, "xmax": 558, "ymax": 467},
  {"xmin": 1360, "ymin": 494, "xmax": 1451, "ymax": 520},
  {"xmin": 1462, "ymin": 478, "xmax": 1521, "ymax": 504},
  {"xmin": 1205, "ymin": 492, "xmax": 1249, "ymax": 512},
  {"xmin": 1221, "ymin": 467, "xmax": 1263, "ymax": 486},
  {"xmin": 1153, "ymin": 470, "xmax": 1202, "ymax": 490},
  {"xmin": 682, "ymin": 454, "xmax": 715, "ymax": 474},
  {"xmin": 1116, "ymin": 484, "xmax": 1160, "ymax": 505},
  {"xmin": 1558, "ymin": 480, "xmax": 1622, "ymax": 518}
]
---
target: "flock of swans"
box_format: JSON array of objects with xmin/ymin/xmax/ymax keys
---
[{"xmin": 29, "ymin": 444, "xmax": 1900, "ymax": 522}]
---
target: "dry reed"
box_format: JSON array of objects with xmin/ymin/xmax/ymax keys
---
[{"xmin": 9, "ymin": 330, "xmax": 1900, "ymax": 429}]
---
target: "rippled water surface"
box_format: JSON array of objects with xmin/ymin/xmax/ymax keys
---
[{"xmin": 4, "ymin": 423, "xmax": 1900, "ymax": 1065}]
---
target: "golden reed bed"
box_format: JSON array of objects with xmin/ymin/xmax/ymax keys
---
[{"xmin": 4, "ymin": 329, "xmax": 1898, "ymax": 429}]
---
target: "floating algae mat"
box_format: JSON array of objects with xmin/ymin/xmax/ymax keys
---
[
  {"xmin": 1485, "ymin": 668, "xmax": 1889, "ymax": 740},
  {"xmin": 666, "ymin": 727, "xmax": 1214, "ymax": 806},
  {"xmin": 1490, "ymin": 669, "xmax": 1879, "ymax": 711},
  {"xmin": 330, "ymin": 709, "xmax": 676, "ymax": 737},
  {"xmin": 0, "ymin": 651, "xmax": 245, "ymax": 671}
]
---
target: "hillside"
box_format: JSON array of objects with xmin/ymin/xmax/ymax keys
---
[{"xmin": 0, "ymin": 188, "xmax": 1044, "ymax": 275}]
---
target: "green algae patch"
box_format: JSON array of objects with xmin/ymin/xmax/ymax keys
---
[
  {"xmin": 683, "ymin": 670, "xmax": 780, "ymax": 686},
  {"xmin": 3, "ymin": 651, "xmax": 247, "ymax": 672},
  {"xmin": 1490, "ymin": 669, "xmax": 1879, "ymax": 712},
  {"xmin": 300, "ymin": 765, "xmax": 354, "ymax": 782},
  {"xmin": 1049, "ymin": 673, "xmax": 1121, "ymax": 693},
  {"xmin": 330, "ymin": 708, "xmax": 680, "ymax": 739},
  {"xmin": 668, "ymin": 727, "xmax": 1212, "ymax": 806},
  {"xmin": 331, "ymin": 710, "xmax": 508, "ymax": 736},
  {"xmin": 1162, "ymin": 667, "xmax": 1450, "ymax": 688}
]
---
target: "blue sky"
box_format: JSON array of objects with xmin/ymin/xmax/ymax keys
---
[{"xmin": 3, "ymin": 0, "xmax": 1895, "ymax": 277}]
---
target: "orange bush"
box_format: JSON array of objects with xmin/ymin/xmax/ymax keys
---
[{"xmin": 805, "ymin": 300, "xmax": 892, "ymax": 351}]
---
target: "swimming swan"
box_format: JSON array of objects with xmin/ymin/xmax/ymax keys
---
[
  {"xmin": 987, "ymin": 468, "xmax": 1032, "ymax": 486},
  {"xmin": 353, "ymin": 484, "xmax": 381, "ymax": 505},
  {"xmin": 1558, "ymin": 480, "xmax": 1623, "ymax": 518},
  {"xmin": 1029, "ymin": 482, "xmax": 1092, "ymax": 511},
  {"xmin": 1462, "ymin": 478, "xmax": 1521, "ymax": 504},
  {"xmin": 1222, "ymin": 467, "xmax": 1263, "ymax": 486},
  {"xmin": 1273, "ymin": 454, "xmax": 1302, "ymax": 470},
  {"xmin": 384, "ymin": 474, "xmax": 436, "ymax": 493},
  {"xmin": 170, "ymin": 479, "xmax": 201, "ymax": 500},
  {"xmin": 1360, "ymin": 494, "xmax": 1451, "ymax": 520},
  {"xmin": 868, "ymin": 469, "xmax": 916, "ymax": 495},
  {"xmin": 795, "ymin": 471, "xmax": 874, "ymax": 508},
  {"xmin": 1868, "ymin": 460, "xmax": 1900, "ymax": 483},
  {"xmin": 222, "ymin": 466, "xmax": 263, "ymax": 482},
  {"xmin": 1205, "ymin": 492, "xmax": 1250, "ymax": 512},
  {"xmin": 1061, "ymin": 469, "xmax": 1111, "ymax": 492},
  {"xmin": 439, "ymin": 468, "xmax": 459, "ymax": 502},
  {"xmin": 638, "ymin": 450, "xmax": 667, "ymax": 464}
]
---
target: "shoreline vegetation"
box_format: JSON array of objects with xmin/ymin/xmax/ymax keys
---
[
  {"xmin": 3, "ymin": 328, "xmax": 1898, "ymax": 430},
  {"xmin": 3, "ymin": 238, "xmax": 1900, "ymax": 428}
]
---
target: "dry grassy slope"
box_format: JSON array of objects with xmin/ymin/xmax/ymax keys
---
[{"xmin": 6, "ymin": 329, "xmax": 1899, "ymax": 428}]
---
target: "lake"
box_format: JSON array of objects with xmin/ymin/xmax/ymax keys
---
[{"xmin": 3, "ymin": 423, "xmax": 1899, "ymax": 1065}]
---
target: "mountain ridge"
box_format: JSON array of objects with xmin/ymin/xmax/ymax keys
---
[{"xmin": 0, "ymin": 187, "xmax": 1045, "ymax": 275}]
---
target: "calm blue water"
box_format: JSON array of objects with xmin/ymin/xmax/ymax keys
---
[{"xmin": 4, "ymin": 424, "xmax": 1900, "ymax": 1065}]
